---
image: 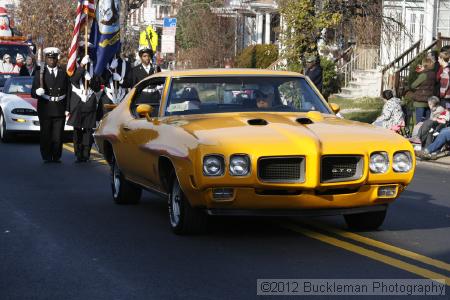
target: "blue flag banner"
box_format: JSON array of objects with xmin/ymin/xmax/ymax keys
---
[{"xmin": 89, "ymin": 0, "xmax": 121, "ymax": 75}]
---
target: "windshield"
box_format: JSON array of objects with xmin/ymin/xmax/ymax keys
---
[
  {"xmin": 165, "ymin": 76, "xmax": 330, "ymax": 116},
  {"xmin": 4, "ymin": 77, "xmax": 33, "ymax": 94},
  {"xmin": 0, "ymin": 44, "xmax": 31, "ymax": 65},
  {"xmin": 0, "ymin": 73, "xmax": 19, "ymax": 87}
]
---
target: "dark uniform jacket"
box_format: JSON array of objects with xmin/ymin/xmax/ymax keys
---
[
  {"xmin": 127, "ymin": 63, "xmax": 162, "ymax": 107},
  {"xmin": 67, "ymin": 63, "xmax": 101, "ymax": 128},
  {"xmin": 20, "ymin": 65, "xmax": 40, "ymax": 76},
  {"xmin": 127, "ymin": 63, "xmax": 158, "ymax": 87},
  {"xmin": 31, "ymin": 65, "xmax": 69, "ymax": 118}
]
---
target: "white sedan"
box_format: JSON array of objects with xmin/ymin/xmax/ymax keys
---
[{"xmin": 0, "ymin": 76, "xmax": 72, "ymax": 142}]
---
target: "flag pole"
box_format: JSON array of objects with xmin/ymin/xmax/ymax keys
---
[
  {"xmin": 114, "ymin": 54, "xmax": 118, "ymax": 102},
  {"xmin": 84, "ymin": 12, "xmax": 89, "ymax": 95}
]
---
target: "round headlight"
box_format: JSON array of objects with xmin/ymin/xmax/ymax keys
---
[
  {"xmin": 393, "ymin": 152, "xmax": 412, "ymax": 172},
  {"xmin": 230, "ymin": 155, "xmax": 250, "ymax": 176},
  {"xmin": 370, "ymin": 152, "xmax": 389, "ymax": 173},
  {"xmin": 203, "ymin": 155, "xmax": 224, "ymax": 176}
]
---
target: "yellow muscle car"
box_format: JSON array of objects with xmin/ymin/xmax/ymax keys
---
[{"xmin": 94, "ymin": 69, "xmax": 415, "ymax": 235}]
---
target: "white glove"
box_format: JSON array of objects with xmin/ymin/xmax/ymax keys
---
[
  {"xmin": 36, "ymin": 88, "xmax": 45, "ymax": 96},
  {"xmin": 110, "ymin": 58, "xmax": 119, "ymax": 69},
  {"xmin": 112, "ymin": 73, "xmax": 121, "ymax": 81},
  {"xmin": 81, "ymin": 55, "xmax": 90, "ymax": 66},
  {"xmin": 84, "ymin": 72, "xmax": 92, "ymax": 81}
]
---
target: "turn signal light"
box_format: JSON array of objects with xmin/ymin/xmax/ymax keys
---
[
  {"xmin": 212, "ymin": 188, "xmax": 234, "ymax": 200},
  {"xmin": 12, "ymin": 118, "xmax": 26, "ymax": 123},
  {"xmin": 378, "ymin": 185, "xmax": 397, "ymax": 197}
]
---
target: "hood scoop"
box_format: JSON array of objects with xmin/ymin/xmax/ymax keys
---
[
  {"xmin": 247, "ymin": 118, "xmax": 268, "ymax": 126},
  {"xmin": 296, "ymin": 117, "xmax": 314, "ymax": 125}
]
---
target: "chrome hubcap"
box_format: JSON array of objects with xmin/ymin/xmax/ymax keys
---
[
  {"xmin": 113, "ymin": 162, "xmax": 120, "ymax": 198},
  {"xmin": 169, "ymin": 181, "xmax": 181, "ymax": 227}
]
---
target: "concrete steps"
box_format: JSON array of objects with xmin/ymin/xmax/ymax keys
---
[{"xmin": 334, "ymin": 69, "xmax": 382, "ymax": 99}]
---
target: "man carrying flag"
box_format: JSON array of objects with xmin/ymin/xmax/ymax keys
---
[
  {"xmin": 66, "ymin": 0, "xmax": 100, "ymax": 163},
  {"xmin": 89, "ymin": 0, "xmax": 123, "ymax": 116},
  {"xmin": 67, "ymin": 0, "xmax": 95, "ymax": 78},
  {"xmin": 67, "ymin": 42, "xmax": 102, "ymax": 163}
]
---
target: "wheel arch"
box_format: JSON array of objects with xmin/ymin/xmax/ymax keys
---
[
  {"xmin": 103, "ymin": 140, "xmax": 114, "ymax": 165},
  {"xmin": 158, "ymin": 156, "xmax": 176, "ymax": 194}
]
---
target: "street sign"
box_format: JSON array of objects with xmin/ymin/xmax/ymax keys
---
[
  {"xmin": 162, "ymin": 18, "xmax": 176, "ymax": 54},
  {"xmin": 163, "ymin": 18, "xmax": 177, "ymax": 28},
  {"xmin": 163, "ymin": 27, "xmax": 176, "ymax": 36},
  {"xmin": 139, "ymin": 25, "xmax": 158, "ymax": 51},
  {"xmin": 161, "ymin": 35, "xmax": 175, "ymax": 54}
]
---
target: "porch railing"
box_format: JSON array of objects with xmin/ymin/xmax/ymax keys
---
[
  {"xmin": 337, "ymin": 46, "xmax": 380, "ymax": 88},
  {"xmin": 381, "ymin": 32, "xmax": 450, "ymax": 96}
]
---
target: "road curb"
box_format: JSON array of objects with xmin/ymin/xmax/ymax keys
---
[{"xmin": 416, "ymin": 159, "xmax": 450, "ymax": 167}]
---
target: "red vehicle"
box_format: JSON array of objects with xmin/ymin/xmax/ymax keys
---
[
  {"xmin": 0, "ymin": 37, "xmax": 32, "ymax": 64},
  {"xmin": 0, "ymin": 37, "xmax": 33, "ymax": 88}
]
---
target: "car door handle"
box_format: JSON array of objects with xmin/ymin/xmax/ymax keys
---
[{"xmin": 122, "ymin": 126, "xmax": 131, "ymax": 131}]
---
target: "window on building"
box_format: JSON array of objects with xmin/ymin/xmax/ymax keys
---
[
  {"xmin": 410, "ymin": 13, "xmax": 416, "ymax": 37},
  {"xmin": 437, "ymin": 0, "xmax": 450, "ymax": 36},
  {"xmin": 419, "ymin": 13, "xmax": 424, "ymax": 40},
  {"xmin": 396, "ymin": 12, "xmax": 402, "ymax": 57}
]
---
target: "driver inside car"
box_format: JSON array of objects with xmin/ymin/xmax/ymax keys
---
[{"xmin": 255, "ymin": 90, "xmax": 272, "ymax": 109}]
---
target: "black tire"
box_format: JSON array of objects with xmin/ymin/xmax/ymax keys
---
[
  {"xmin": 0, "ymin": 111, "xmax": 13, "ymax": 143},
  {"xmin": 344, "ymin": 208, "xmax": 387, "ymax": 231},
  {"xmin": 111, "ymin": 155, "xmax": 142, "ymax": 205},
  {"xmin": 168, "ymin": 175, "xmax": 208, "ymax": 235}
]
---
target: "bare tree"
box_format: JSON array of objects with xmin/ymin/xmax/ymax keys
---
[
  {"xmin": 176, "ymin": 0, "xmax": 235, "ymax": 68},
  {"xmin": 16, "ymin": 0, "xmax": 77, "ymax": 64}
]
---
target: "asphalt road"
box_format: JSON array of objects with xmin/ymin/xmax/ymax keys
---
[{"xmin": 1, "ymin": 140, "xmax": 449, "ymax": 300}]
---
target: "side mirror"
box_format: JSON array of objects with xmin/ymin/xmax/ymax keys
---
[
  {"xmin": 136, "ymin": 104, "xmax": 153, "ymax": 121},
  {"xmin": 329, "ymin": 103, "xmax": 340, "ymax": 114}
]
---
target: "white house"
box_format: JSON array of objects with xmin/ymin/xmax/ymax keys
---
[
  {"xmin": 381, "ymin": 0, "xmax": 450, "ymax": 64},
  {"xmin": 218, "ymin": 0, "xmax": 279, "ymax": 54},
  {"xmin": 128, "ymin": 0, "xmax": 177, "ymax": 29}
]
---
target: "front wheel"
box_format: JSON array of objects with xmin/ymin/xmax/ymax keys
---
[
  {"xmin": 168, "ymin": 175, "xmax": 208, "ymax": 235},
  {"xmin": 111, "ymin": 156, "xmax": 142, "ymax": 205},
  {"xmin": 344, "ymin": 208, "xmax": 387, "ymax": 231},
  {"xmin": 0, "ymin": 112, "xmax": 13, "ymax": 143}
]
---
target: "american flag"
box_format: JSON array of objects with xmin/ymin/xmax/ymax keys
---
[{"xmin": 66, "ymin": 0, "xmax": 96, "ymax": 76}]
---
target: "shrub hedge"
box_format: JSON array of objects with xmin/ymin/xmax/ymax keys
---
[{"xmin": 235, "ymin": 45, "xmax": 278, "ymax": 69}]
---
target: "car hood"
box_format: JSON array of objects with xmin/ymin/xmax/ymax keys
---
[
  {"xmin": 0, "ymin": 93, "xmax": 36, "ymax": 110},
  {"xmin": 163, "ymin": 112, "xmax": 411, "ymax": 155}
]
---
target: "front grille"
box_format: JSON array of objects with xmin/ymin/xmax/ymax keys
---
[
  {"xmin": 258, "ymin": 156, "xmax": 305, "ymax": 183},
  {"xmin": 321, "ymin": 156, "xmax": 363, "ymax": 183}
]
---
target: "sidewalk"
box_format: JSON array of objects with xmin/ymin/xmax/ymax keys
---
[{"xmin": 416, "ymin": 150, "xmax": 450, "ymax": 167}]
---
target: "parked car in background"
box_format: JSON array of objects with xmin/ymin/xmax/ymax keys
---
[
  {"xmin": 94, "ymin": 69, "xmax": 416, "ymax": 235},
  {"xmin": 0, "ymin": 76, "xmax": 72, "ymax": 142}
]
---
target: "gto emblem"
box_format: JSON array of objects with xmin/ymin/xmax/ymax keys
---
[{"xmin": 331, "ymin": 168, "xmax": 353, "ymax": 173}]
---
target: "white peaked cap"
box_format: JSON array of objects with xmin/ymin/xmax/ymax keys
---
[{"xmin": 43, "ymin": 47, "xmax": 61, "ymax": 56}]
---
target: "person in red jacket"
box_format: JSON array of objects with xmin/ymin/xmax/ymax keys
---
[{"xmin": 438, "ymin": 51, "xmax": 450, "ymax": 109}]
